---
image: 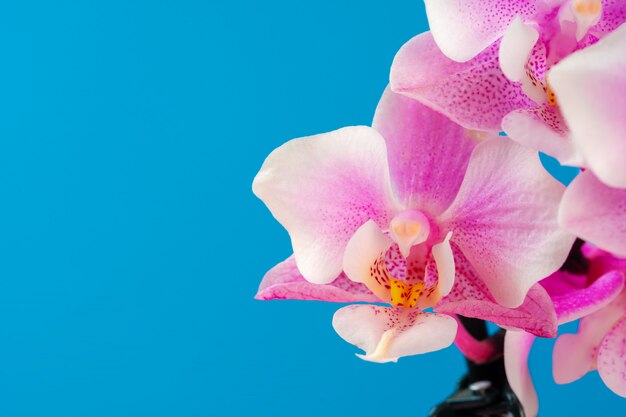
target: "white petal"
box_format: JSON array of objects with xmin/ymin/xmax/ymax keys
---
[
  {"xmin": 342, "ymin": 220, "xmax": 393, "ymax": 303},
  {"xmin": 432, "ymin": 232, "xmax": 455, "ymax": 297},
  {"xmin": 253, "ymin": 126, "xmax": 398, "ymax": 284},
  {"xmin": 423, "ymin": 0, "xmax": 538, "ymax": 62},
  {"xmin": 332, "ymin": 305, "xmax": 457, "ymax": 363},
  {"xmin": 549, "ymin": 23, "xmax": 626, "ymax": 188},
  {"xmin": 505, "ymin": 331, "xmax": 539, "ymax": 417},
  {"xmin": 499, "ymin": 16, "xmax": 539, "ymax": 82}
]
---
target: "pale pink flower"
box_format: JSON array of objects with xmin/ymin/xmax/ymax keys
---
[
  {"xmin": 253, "ymin": 88, "xmax": 573, "ymax": 362},
  {"xmin": 504, "ymin": 245, "xmax": 626, "ymax": 416},
  {"xmin": 391, "ymin": 0, "xmax": 626, "ymax": 256}
]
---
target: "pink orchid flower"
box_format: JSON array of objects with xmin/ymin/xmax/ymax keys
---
[
  {"xmin": 393, "ymin": 1, "xmax": 625, "ymax": 182},
  {"xmin": 253, "ymin": 88, "xmax": 573, "ymax": 362},
  {"xmin": 503, "ymin": 244, "xmax": 626, "ymax": 417}
]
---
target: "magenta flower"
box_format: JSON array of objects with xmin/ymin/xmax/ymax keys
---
[
  {"xmin": 253, "ymin": 88, "xmax": 573, "ymax": 362},
  {"xmin": 392, "ymin": 1, "xmax": 625, "ymax": 178},
  {"xmin": 503, "ymin": 245, "xmax": 626, "ymax": 416}
]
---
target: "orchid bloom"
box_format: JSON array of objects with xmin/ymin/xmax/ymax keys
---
[
  {"xmin": 503, "ymin": 244, "xmax": 626, "ymax": 417},
  {"xmin": 391, "ymin": 0, "xmax": 626, "ymax": 257},
  {"xmin": 253, "ymin": 88, "xmax": 573, "ymax": 362}
]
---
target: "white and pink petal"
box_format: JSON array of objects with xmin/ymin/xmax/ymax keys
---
[
  {"xmin": 439, "ymin": 137, "xmax": 575, "ymax": 308},
  {"xmin": 499, "ymin": 16, "xmax": 539, "ymax": 82},
  {"xmin": 390, "ymin": 32, "xmax": 535, "ymax": 132},
  {"xmin": 423, "ymin": 0, "xmax": 539, "ymax": 62},
  {"xmin": 253, "ymin": 126, "xmax": 398, "ymax": 284},
  {"xmin": 553, "ymin": 290, "xmax": 626, "ymax": 384},
  {"xmin": 502, "ymin": 106, "xmax": 583, "ymax": 166},
  {"xmin": 332, "ymin": 305, "xmax": 457, "ymax": 363},
  {"xmin": 597, "ymin": 316, "xmax": 626, "ymax": 397},
  {"xmin": 436, "ymin": 244, "xmax": 558, "ymax": 337},
  {"xmin": 590, "ymin": 1, "xmax": 626, "ymax": 37},
  {"xmin": 342, "ymin": 220, "xmax": 394, "ymax": 303},
  {"xmin": 255, "ymin": 256, "xmax": 379, "ymax": 303},
  {"xmin": 372, "ymin": 87, "xmax": 479, "ymax": 216}
]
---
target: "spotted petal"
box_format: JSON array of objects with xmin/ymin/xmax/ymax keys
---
[
  {"xmin": 598, "ymin": 317, "xmax": 626, "ymax": 397},
  {"xmin": 332, "ymin": 305, "xmax": 457, "ymax": 363},
  {"xmin": 553, "ymin": 291, "xmax": 626, "ymax": 384},
  {"xmin": 591, "ymin": 0, "xmax": 626, "ymax": 37},
  {"xmin": 549, "ymin": 23, "xmax": 626, "ymax": 188},
  {"xmin": 342, "ymin": 220, "xmax": 394, "ymax": 303},
  {"xmin": 372, "ymin": 87, "xmax": 479, "ymax": 216},
  {"xmin": 390, "ymin": 32, "xmax": 534, "ymax": 132},
  {"xmin": 423, "ymin": 0, "xmax": 538, "ymax": 62},
  {"xmin": 436, "ymin": 244, "xmax": 557, "ymax": 337},
  {"xmin": 503, "ymin": 105, "xmax": 583, "ymax": 166},
  {"xmin": 255, "ymin": 256, "xmax": 378, "ymax": 303},
  {"xmin": 440, "ymin": 137, "xmax": 575, "ymax": 308},
  {"xmin": 253, "ymin": 127, "xmax": 398, "ymax": 284}
]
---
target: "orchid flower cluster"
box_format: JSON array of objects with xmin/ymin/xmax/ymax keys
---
[{"xmin": 253, "ymin": 1, "xmax": 626, "ymax": 415}]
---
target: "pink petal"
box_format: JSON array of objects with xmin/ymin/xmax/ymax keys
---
[
  {"xmin": 423, "ymin": 0, "xmax": 538, "ymax": 62},
  {"xmin": 436, "ymin": 244, "xmax": 558, "ymax": 337},
  {"xmin": 598, "ymin": 317, "xmax": 626, "ymax": 397},
  {"xmin": 390, "ymin": 32, "xmax": 535, "ymax": 131},
  {"xmin": 559, "ymin": 171, "xmax": 626, "ymax": 257},
  {"xmin": 502, "ymin": 106, "xmax": 583, "ymax": 166},
  {"xmin": 549, "ymin": 23, "xmax": 626, "ymax": 188},
  {"xmin": 548, "ymin": 270, "xmax": 625, "ymax": 324},
  {"xmin": 332, "ymin": 305, "xmax": 457, "ymax": 363},
  {"xmin": 372, "ymin": 87, "xmax": 479, "ymax": 216},
  {"xmin": 255, "ymin": 256, "xmax": 378, "ymax": 303},
  {"xmin": 591, "ymin": 1, "xmax": 626, "ymax": 37},
  {"xmin": 504, "ymin": 331, "xmax": 539, "ymax": 417},
  {"xmin": 440, "ymin": 138, "xmax": 575, "ymax": 308},
  {"xmin": 553, "ymin": 290, "xmax": 626, "ymax": 384},
  {"xmin": 552, "ymin": 333, "xmax": 596, "ymax": 384},
  {"xmin": 252, "ymin": 126, "xmax": 398, "ymax": 284}
]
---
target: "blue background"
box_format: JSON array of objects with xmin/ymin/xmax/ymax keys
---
[{"xmin": 0, "ymin": 1, "xmax": 620, "ymax": 416}]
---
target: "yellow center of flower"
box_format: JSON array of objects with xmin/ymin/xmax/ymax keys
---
[{"xmin": 389, "ymin": 278, "xmax": 425, "ymax": 308}]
